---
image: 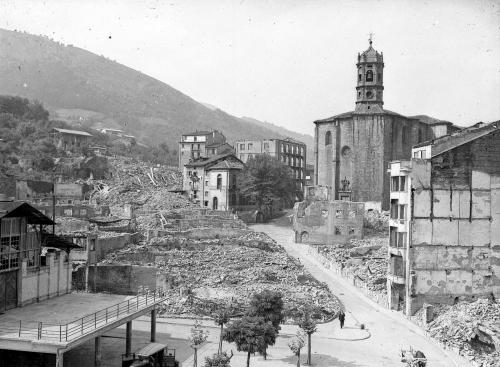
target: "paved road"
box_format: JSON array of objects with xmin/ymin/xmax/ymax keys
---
[{"xmin": 250, "ymin": 222, "xmax": 471, "ymax": 367}]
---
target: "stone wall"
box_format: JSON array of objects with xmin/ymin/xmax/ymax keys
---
[
  {"xmin": 86, "ymin": 265, "xmax": 157, "ymax": 294},
  {"xmin": 293, "ymin": 199, "xmax": 364, "ymax": 244},
  {"xmin": 307, "ymin": 244, "xmax": 388, "ymax": 307}
]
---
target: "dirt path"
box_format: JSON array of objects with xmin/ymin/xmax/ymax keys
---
[{"xmin": 250, "ymin": 222, "xmax": 471, "ymax": 367}]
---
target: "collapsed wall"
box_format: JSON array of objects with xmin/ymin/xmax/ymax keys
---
[{"xmin": 292, "ymin": 186, "xmax": 364, "ymax": 244}]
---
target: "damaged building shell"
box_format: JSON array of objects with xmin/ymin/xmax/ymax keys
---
[
  {"xmin": 387, "ymin": 121, "xmax": 500, "ymax": 316},
  {"xmin": 293, "ymin": 186, "xmax": 364, "ymax": 244}
]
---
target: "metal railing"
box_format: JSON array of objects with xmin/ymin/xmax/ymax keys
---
[{"xmin": 1, "ymin": 289, "xmax": 167, "ymax": 342}]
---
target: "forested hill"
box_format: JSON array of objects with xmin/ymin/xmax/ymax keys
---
[{"xmin": 0, "ymin": 29, "xmax": 313, "ymax": 158}]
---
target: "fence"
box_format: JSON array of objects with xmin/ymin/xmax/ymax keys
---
[{"xmin": 0, "ymin": 289, "xmax": 166, "ymax": 342}]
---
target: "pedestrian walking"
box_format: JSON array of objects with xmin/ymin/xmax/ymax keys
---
[{"xmin": 338, "ymin": 310, "xmax": 345, "ymax": 329}]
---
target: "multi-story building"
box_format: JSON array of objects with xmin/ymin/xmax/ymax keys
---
[
  {"xmin": 0, "ymin": 196, "xmax": 167, "ymax": 366},
  {"xmin": 182, "ymin": 153, "xmax": 243, "ymax": 211},
  {"xmin": 178, "ymin": 130, "xmax": 233, "ymax": 169},
  {"xmin": 235, "ymin": 137, "xmax": 307, "ymax": 201},
  {"xmin": 387, "ymin": 121, "xmax": 500, "ymax": 316},
  {"xmin": 314, "ymin": 38, "xmax": 459, "ymax": 211}
]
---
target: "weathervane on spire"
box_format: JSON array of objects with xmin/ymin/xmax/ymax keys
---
[{"xmin": 368, "ymin": 32, "xmax": 374, "ymax": 46}]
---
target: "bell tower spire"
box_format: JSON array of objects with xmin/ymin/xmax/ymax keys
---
[{"xmin": 355, "ymin": 36, "xmax": 384, "ymax": 112}]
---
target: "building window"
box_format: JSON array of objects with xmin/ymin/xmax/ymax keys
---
[
  {"xmin": 264, "ymin": 142, "xmax": 269, "ymax": 149},
  {"xmin": 377, "ymin": 73, "xmax": 381, "ymax": 82},
  {"xmin": 194, "ymin": 136, "xmax": 197, "ymax": 142},
  {"xmin": 240, "ymin": 143, "xmax": 245, "ymax": 150},
  {"xmin": 325, "ymin": 131, "xmax": 332, "ymax": 146},
  {"xmin": 418, "ymin": 129, "xmax": 423, "ymax": 143},
  {"xmin": 181, "ymin": 144, "xmax": 185, "ymax": 148},
  {"xmin": 366, "ymin": 70, "xmax": 373, "ymax": 82},
  {"xmin": 248, "ymin": 143, "xmax": 253, "ymax": 150},
  {"xmin": 217, "ymin": 174, "xmax": 222, "ymax": 190},
  {"xmin": 390, "ymin": 199, "xmax": 399, "ymax": 219},
  {"xmin": 358, "ymin": 74, "xmax": 362, "ymax": 82}
]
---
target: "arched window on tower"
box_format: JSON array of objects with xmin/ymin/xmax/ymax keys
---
[
  {"xmin": 366, "ymin": 70, "xmax": 373, "ymax": 82},
  {"xmin": 325, "ymin": 131, "xmax": 332, "ymax": 146}
]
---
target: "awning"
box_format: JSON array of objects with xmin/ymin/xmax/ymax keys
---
[
  {"xmin": 136, "ymin": 343, "xmax": 167, "ymax": 358},
  {"xmin": 0, "ymin": 202, "xmax": 54, "ymax": 225}
]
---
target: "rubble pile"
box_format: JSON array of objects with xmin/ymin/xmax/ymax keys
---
[
  {"xmin": 87, "ymin": 156, "xmax": 197, "ymax": 229},
  {"xmin": 425, "ymin": 299, "xmax": 500, "ymax": 366},
  {"xmin": 363, "ymin": 210, "xmax": 389, "ymax": 235},
  {"xmin": 102, "ymin": 231, "xmax": 341, "ymax": 323},
  {"xmin": 317, "ymin": 235, "xmax": 387, "ymax": 293}
]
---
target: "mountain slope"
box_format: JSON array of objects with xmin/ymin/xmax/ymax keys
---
[{"xmin": 0, "ymin": 29, "xmax": 313, "ymax": 159}]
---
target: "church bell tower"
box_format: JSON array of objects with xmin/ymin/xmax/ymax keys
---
[{"xmin": 355, "ymin": 34, "xmax": 384, "ymax": 112}]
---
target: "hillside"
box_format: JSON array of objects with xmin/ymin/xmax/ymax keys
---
[{"xmin": 0, "ymin": 29, "xmax": 313, "ymax": 160}]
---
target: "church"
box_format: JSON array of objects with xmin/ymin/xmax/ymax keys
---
[{"xmin": 313, "ymin": 38, "xmax": 459, "ymax": 210}]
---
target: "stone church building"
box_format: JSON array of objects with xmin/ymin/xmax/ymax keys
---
[{"xmin": 314, "ymin": 39, "xmax": 459, "ymax": 210}]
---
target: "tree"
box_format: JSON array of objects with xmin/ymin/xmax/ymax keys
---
[
  {"xmin": 223, "ymin": 316, "xmax": 277, "ymax": 367},
  {"xmin": 237, "ymin": 154, "xmax": 296, "ymax": 213},
  {"xmin": 212, "ymin": 306, "xmax": 232, "ymax": 354},
  {"xmin": 204, "ymin": 350, "xmax": 233, "ymax": 367},
  {"xmin": 247, "ymin": 290, "xmax": 284, "ymax": 330},
  {"xmin": 288, "ymin": 330, "xmax": 306, "ymax": 367},
  {"xmin": 189, "ymin": 320, "xmax": 209, "ymax": 367},
  {"xmin": 246, "ymin": 290, "xmax": 284, "ymax": 359},
  {"xmin": 298, "ymin": 309, "xmax": 317, "ymax": 366}
]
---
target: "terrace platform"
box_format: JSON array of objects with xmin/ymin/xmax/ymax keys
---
[{"xmin": 0, "ymin": 291, "xmax": 166, "ymax": 366}]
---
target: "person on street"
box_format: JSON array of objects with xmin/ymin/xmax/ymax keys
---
[{"xmin": 339, "ymin": 310, "xmax": 345, "ymax": 329}]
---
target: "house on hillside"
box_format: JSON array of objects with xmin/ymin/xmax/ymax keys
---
[
  {"xmin": 387, "ymin": 121, "xmax": 500, "ymax": 315},
  {"xmin": 178, "ymin": 130, "xmax": 233, "ymax": 169},
  {"xmin": 182, "ymin": 153, "xmax": 243, "ymax": 211},
  {"xmin": 52, "ymin": 128, "xmax": 92, "ymax": 152},
  {"xmin": 100, "ymin": 128, "xmax": 124, "ymax": 136},
  {"xmin": 235, "ymin": 137, "xmax": 306, "ymax": 201}
]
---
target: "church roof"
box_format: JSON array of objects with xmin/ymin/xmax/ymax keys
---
[{"xmin": 314, "ymin": 109, "xmax": 412, "ymax": 124}]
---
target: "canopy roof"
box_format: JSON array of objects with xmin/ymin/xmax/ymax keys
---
[
  {"xmin": 136, "ymin": 343, "xmax": 167, "ymax": 357},
  {"xmin": 0, "ymin": 201, "xmax": 54, "ymax": 225}
]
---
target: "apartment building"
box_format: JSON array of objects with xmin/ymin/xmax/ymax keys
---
[
  {"xmin": 387, "ymin": 121, "xmax": 500, "ymax": 316},
  {"xmin": 178, "ymin": 130, "xmax": 233, "ymax": 169},
  {"xmin": 235, "ymin": 137, "xmax": 307, "ymax": 200}
]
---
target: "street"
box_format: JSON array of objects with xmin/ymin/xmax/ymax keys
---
[{"xmin": 247, "ymin": 222, "xmax": 471, "ymax": 367}]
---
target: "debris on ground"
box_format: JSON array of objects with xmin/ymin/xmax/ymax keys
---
[
  {"xmin": 420, "ymin": 299, "xmax": 500, "ymax": 366},
  {"xmin": 316, "ymin": 235, "xmax": 388, "ymax": 293},
  {"xmin": 101, "ymin": 230, "xmax": 341, "ymax": 323}
]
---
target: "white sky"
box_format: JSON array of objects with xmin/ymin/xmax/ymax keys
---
[{"xmin": 1, "ymin": 0, "xmax": 499, "ymax": 135}]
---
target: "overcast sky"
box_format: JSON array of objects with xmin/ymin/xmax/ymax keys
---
[{"xmin": 1, "ymin": 0, "xmax": 499, "ymax": 135}]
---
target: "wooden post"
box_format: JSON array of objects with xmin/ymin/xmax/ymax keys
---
[
  {"xmin": 150, "ymin": 308, "xmax": 156, "ymax": 342},
  {"xmin": 126, "ymin": 321, "xmax": 132, "ymax": 356}
]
